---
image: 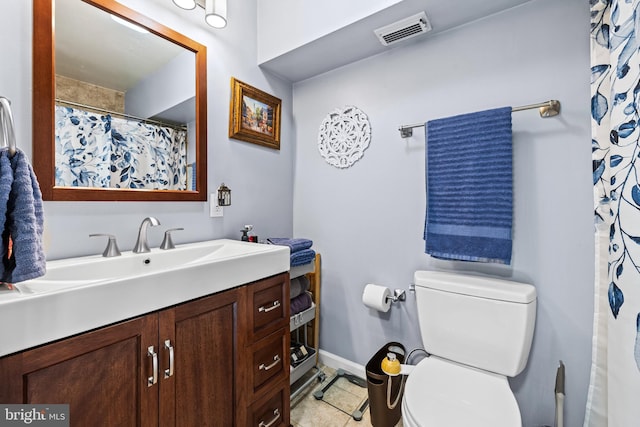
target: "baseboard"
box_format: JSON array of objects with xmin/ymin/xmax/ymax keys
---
[{"xmin": 318, "ymin": 349, "xmax": 366, "ymax": 379}]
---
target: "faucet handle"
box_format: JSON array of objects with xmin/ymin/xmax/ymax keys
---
[
  {"xmin": 90, "ymin": 234, "xmax": 122, "ymax": 257},
  {"xmin": 160, "ymin": 228, "xmax": 184, "ymax": 250}
]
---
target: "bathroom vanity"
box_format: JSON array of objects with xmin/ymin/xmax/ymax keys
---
[{"xmin": 0, "ymin": 239, "xmax": 291, "ymax": 426}]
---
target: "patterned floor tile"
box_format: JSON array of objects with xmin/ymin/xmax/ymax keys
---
[{"xmin": 291, "ymin": 365, "xmax": 404, "ymax": 427}]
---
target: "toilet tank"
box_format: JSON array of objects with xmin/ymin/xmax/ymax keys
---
[{"xmin": 413, "ymin": 270, "xmax": 536, "ymax": 377}]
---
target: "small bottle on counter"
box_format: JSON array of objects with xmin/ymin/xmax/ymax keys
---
[{"xmin": 240, "ymin": 225, "xmax": 253, "ymax": 241}]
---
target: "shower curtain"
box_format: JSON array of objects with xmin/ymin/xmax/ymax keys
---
[
  {"xmin": 110, "ymin": 117, "xmax": 187, "ymax": 190},
  {"xmin": 55, "ymin": 106, "xmax": 187, "ymax": 190},
  {"xmin": 587, "ymin": 1, "xmax": 640, "ymax": 425},
  {"xmin": 54, "ymin": 105, "xmax": 112, "ymax": 188}
]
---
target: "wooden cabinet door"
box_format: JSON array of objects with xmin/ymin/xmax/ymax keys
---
[
  {"xmin": 159, "ymin": 288, "xmax": 239, "ymax": 427},
  {"xmin": 0, "ymin": 315, "xmax": 159, "ymax": 427}
]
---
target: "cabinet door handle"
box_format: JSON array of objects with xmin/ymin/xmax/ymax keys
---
[
  {"xmin": 258, "ymin": 408, "xmax": 280, "ymax": 427},
  {"xmin": 259, "ymin": 355, "xmax": 281, "ymax": 371},
  {"xmin": 164, "ymin": 339, "xmax": 174, "ymax": 379},
  {"xmin": 258, "ymin": 300, "xmax": 281, "ymax": 313},
  {"xmin": 147, "ymin": 346, "xmax": 158, "ymax": 387}
]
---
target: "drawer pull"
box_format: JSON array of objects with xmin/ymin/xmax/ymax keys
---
[
  {"xmin": 258, "ymin": 300, "xmax": 281, "ymax": 313},
  {"xmin": 164, "ymin": 339, "xmax": 174, "ymax": 379},
  {"xmin": 259, "ymin": 355, "xmax": 281, "ymax": 371},
  {"xmin": 258, "ymin": 408, "xmax": 280, "ymax": 427},
  {"xmin": 147, "ymin": 346, "xmax": 158, "ymax": 387}
]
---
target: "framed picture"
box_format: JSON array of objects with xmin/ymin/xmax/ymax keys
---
[{"xmin": 229, "ymin": 77, "xmax": 281, "ymax": 150}]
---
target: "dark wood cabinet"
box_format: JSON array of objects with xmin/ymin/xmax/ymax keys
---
[
  {"xmin": 160, "ymin": 287, "xmax": 239, "ymax": 426},
  {"xmin": 0, "ymin": 273, "xmax": 290, "ymax": 427},
  {"xmin": 0, "ymin": 314, "xmax": 159, "ymax": 426}
]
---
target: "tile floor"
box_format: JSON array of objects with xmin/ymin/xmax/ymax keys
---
[{"xmin": 290, "ymin": 366, "xmax": 403, "ymax": 427}]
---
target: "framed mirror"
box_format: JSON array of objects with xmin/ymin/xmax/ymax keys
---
[{"xmin": 33, "ymin": 0, "xmax": 207, "ymax": 201}]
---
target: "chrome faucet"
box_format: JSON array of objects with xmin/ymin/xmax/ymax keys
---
[{"xmin": 133, "ymin": 217, "xmax": 161, "ymax": 253}]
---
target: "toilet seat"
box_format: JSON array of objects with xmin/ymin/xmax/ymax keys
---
[{"xmin": 402, "ymin": 356, "xmax": 522, "ymax": 427}]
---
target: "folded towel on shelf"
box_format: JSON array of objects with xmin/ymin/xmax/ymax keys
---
[
  {"xmin": 424, "ymin": 107, "xmax": 513, "ymax": 264},
  {"xmin": 267, "ymin": 237, "xmax": 313, "ymax": 253},
  {"xmin": 290, "ymin": 291, "xmax": 313, "ymax": 316},
  {"xmin": 2, "ymin": 149, "xmax": 46, "ymax": 283},
  {"xmin": 290, "ymin": 275, "xmax": 311, "ymax": 300},
  {"xmin": 290, "ymin": 248, "xmax": 316, "ymax": 267}
]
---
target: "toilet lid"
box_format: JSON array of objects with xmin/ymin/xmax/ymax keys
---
[{"xmin": 403, "ymin": 356, "xmax": 521, "ymax": 427}]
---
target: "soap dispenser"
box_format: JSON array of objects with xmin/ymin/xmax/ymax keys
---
[{"xmin": 240, "ymin": 225, "xmax": 253, "ymax": 241}]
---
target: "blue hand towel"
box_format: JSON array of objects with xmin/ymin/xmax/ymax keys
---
[
  {"xmin": 267, "ymin": 237, "xmax": 313, "ymax": 253},
  {"xmin": 0, "ymin": 150, "xmax": 13, "ymax": 281},
  {"xmin": 2, "ymin": 149, "xmax": 46, "ymax": 283},
  {"xmin": 424, "ymin": 107, "xmax": 513, "ymax": 264},
  {"xmin": 290, "ymin": 248, "xmax": 316, "ymax": 267}
]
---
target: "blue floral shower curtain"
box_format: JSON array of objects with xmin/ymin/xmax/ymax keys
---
[
  {"xmin": 55, "ymin": 106, "xmax": 187, "ymax": 190},
  {"xmin": 110, "ymin": 117, "xmax": 187, "ymax": 190},
  {"xmin": 587, "ymin": 0, "xmax": 640, "ymax": 425},
  {"xmin": 54, "ymin": 106, "xmax": 112, "ymax": 187}
]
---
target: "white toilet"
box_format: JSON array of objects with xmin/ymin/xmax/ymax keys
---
[{"xmin": 402, "ymin": 270, "xmax": 537, "ymax": 427}]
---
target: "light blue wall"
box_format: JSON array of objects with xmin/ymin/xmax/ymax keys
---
[
  {"xmin": 292, "ymin": 0, "xmax": 592, "ymax": 426},
  {"xmin": 125, "ymin": 51, "xmax": 195, "ymax": 119},
  {"xmin": 0, "ymin": 0, "xmax": 294, "ymax": 260}
]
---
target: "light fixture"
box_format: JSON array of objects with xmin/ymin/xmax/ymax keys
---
[
  {"xmin": 205, "ymin": 0, "xmax": 227, "ymax": 28},
  {"xmin": 172, "ymin": 0, "xmax": 196, "ymax": 10},
  {"xmin": 217, "ymin": 183, "xmax": 231, "ymax": 206},
  {"xmin": 173, "ymin": 0, "xmax": 227, "ymax": 29}
]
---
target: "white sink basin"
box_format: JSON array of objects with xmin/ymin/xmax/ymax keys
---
[
  {"xmin": 13, "ymin": 240, "xmax": 271, "ymax": 294},
  {"xmin": 0, "ymin": 239, "xmax": 289, "ymax": 357}
]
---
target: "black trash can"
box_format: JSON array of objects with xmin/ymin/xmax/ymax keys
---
[{"xmin": 366, "ymin": 342, "xmax": 406, "ymax": 427}]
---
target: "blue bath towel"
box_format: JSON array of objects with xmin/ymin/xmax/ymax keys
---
[
  {"xmin": 2, "ymin": 149, "xmax": 46, "ymax": 283},
  {"xmin": 424, "ymin": 107, "xmax": 513, "ymax": 264},
  {"xmin": 267, "ymin": 237, "xmax": 313, "ymax": 253}
]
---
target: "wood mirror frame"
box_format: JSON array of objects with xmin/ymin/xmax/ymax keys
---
[{"xmin": 33, "ymin": 0, "xmax": 207, "ymax": 201}]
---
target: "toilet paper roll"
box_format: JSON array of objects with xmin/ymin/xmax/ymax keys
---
[{"xmin": 362, "ymin": 283, "xmax": 392, "ymax": 312}]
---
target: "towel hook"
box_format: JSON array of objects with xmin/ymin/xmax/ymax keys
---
[{"xmin": 0, "ymin": 96, "xmax": 17, "ymax": 157}]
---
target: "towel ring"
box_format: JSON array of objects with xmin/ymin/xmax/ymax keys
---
[{"xmin": 0, "ymin": 96, "xmax": 17, "ymax": 156}]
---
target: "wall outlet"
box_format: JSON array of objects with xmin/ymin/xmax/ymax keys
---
[{"xmin": 210, "ymin": 194, "xmax": 223, "ymax": 217}]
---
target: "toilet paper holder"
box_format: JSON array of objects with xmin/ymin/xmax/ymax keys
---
[{"xmin": 386, "ymin": 289, "xmax": 406, "ymax": 304}]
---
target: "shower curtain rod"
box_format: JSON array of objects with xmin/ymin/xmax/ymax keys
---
[
  {"xmin": 398, "ymin": 99, "xmax": 561, "ymax": 138},
  {"xmin": 55, "ymin": 98, "xmax": 188, "ymax": 131}
]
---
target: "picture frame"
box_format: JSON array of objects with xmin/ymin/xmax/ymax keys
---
[{"xmin": 229, "ymin": 77, "xmax": 281, "ymax": 150}]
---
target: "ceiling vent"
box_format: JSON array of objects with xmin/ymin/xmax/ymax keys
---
[{"xmin": 374, "ymin": 12, "xmax": 431, "ymax": 46}]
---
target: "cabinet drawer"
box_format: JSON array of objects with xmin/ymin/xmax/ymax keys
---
[
  {"xmin": 246, "ymin": 273, "xmax": 289, "ymax": 342},
  {"xmin": 248, "ymin": 382, "xmax": 289, "ymax": 427},
  {"xmin": 251, "ymin": 331, "xmax": 287, "ymax": 394}
]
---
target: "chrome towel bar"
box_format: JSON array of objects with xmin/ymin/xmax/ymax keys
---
[{"xmin": 398, "ymin": 99, "xmax": 561, "ymax": 138}]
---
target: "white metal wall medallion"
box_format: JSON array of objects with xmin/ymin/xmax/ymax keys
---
[{"xmin": 318, "ymin": 106, "xmax": 371, "ymax": 168}]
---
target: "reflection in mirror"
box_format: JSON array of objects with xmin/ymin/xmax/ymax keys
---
[
  {"xmin": 55, "ymin": 0, "xmax": 194, "ymax": 191},
  {"xmin": 33, "ymin": 0, "xmax": 208, "ymax": 201}
]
